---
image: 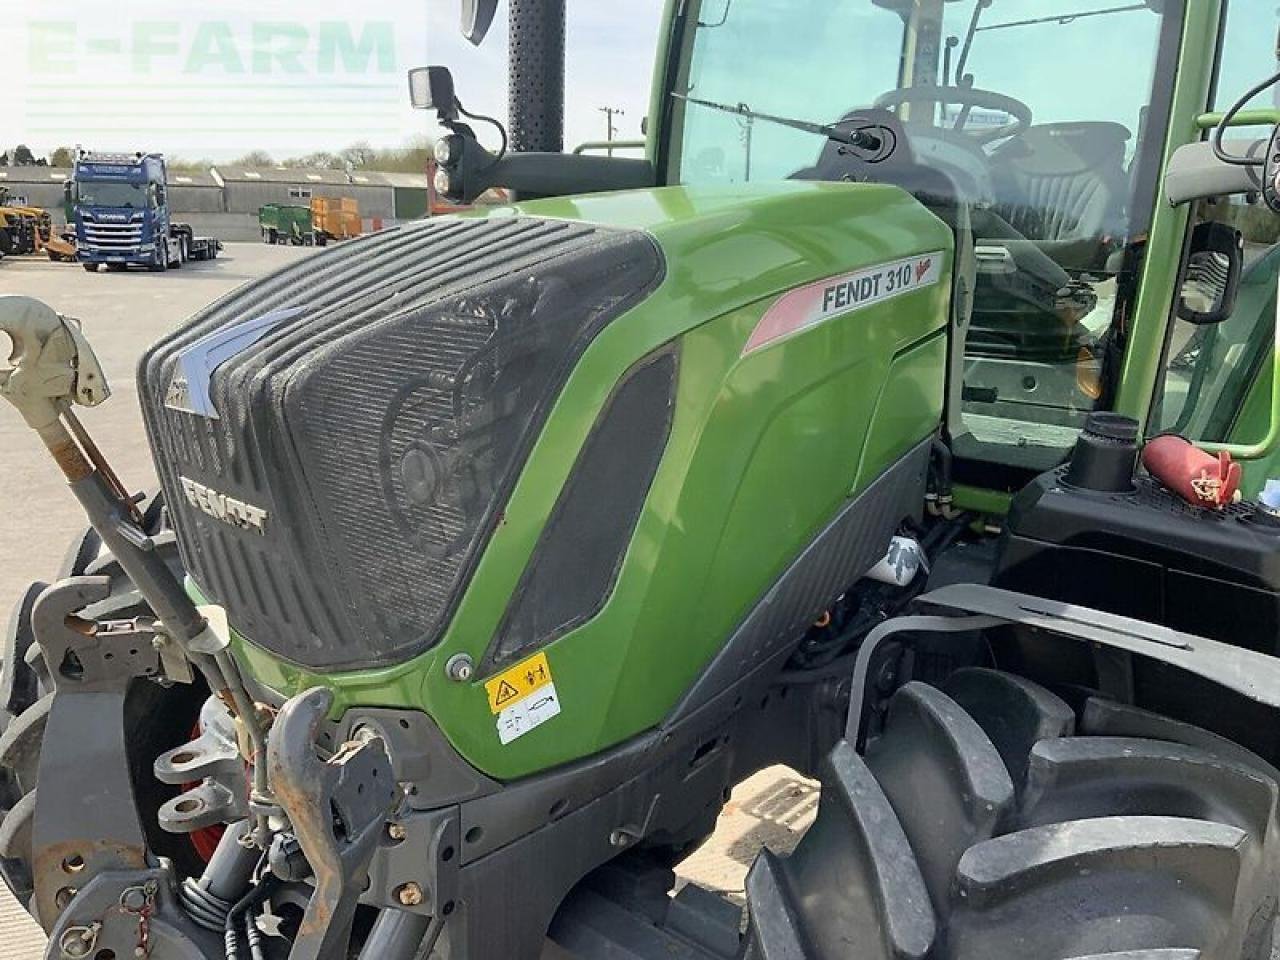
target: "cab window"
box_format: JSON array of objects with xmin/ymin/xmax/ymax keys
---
[{"xmin": 671, "ymin": 1, "xmax": 1181, "ymax": 472}]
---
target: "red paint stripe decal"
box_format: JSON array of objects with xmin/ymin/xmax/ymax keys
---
[{"xmin": 744, "ymin": 251, "xmax": 944, "ymax": 355}]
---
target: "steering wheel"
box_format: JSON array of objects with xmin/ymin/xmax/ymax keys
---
[{"xmin": 873, "ymin": 86, "xmax": 1032, "ymax": 144}]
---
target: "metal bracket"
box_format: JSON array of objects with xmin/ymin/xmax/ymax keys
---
[
  {"xmin": 42, "ymin": 865, "xmax": 215, "ymax": 960},
  {"xmin": 0, "ymin": 295, "xmax": 108, "ymax": 432},
  {"xmin": 362, "ymin": 808, "xmax": 459, "ymax": 917},
  {"xmin": 845, "ymin": 583, "xmax": 1280, "ymax": 744},
  {"xmin": 266, "ymin": 687, "xmax": 399, "ymax": 960},
  {"xmin": 153, "ymin": 697, "xmax": 250, "ymax": 835},
  {"xmin": 31, "ymin": 576, "xmax": 190, "ymax": 692},
  {"xmin": 29, "ymin": 579, "xmax": 154, "ymax": 933}
]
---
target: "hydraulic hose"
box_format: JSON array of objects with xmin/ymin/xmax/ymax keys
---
[
  {"xmin": 180, "ymin": 821, "xmax": 258, "ymax": 932},
  {"xmin": 224, "ymin": 866, "xmax": 278, "ymax": 960}
]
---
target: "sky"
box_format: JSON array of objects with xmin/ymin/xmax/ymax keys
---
[{"xmin": 0, "ymin": 0, "xmax": 663, "ymax": 164}]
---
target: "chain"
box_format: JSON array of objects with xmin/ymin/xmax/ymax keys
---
[{"xmin": 118, "ymin": 879, "xmax": 158, "ymax": 958}]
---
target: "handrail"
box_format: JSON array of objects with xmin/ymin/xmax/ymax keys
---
[
  {"xmin": 571, "ymin": 140, "xmax": 646, "ymax": 156},
  {"xmin": 1173, "ymin": 110, "xmax": 1280, "ymax": 460},
  {"xmin": 1196, "ymin": 109, "xmax": 1280, "ymax": 130}
]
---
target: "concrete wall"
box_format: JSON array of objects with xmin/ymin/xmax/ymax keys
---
[
  {"xmin": 179, "ymin": 213, "xmax": 404, "ymax": 243},
  {"xmin": 178, "ymin": 213, "xmax": 261, "ymax": 243}
]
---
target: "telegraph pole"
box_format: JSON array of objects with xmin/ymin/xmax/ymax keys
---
[{"xmin": 599, "ymin": 106, "xmax": 625, "ymax": 156}]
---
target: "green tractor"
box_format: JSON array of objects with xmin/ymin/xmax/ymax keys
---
[{"xmin": 6, "ymin": 1, "xmax": 1280, "ymax": 958}]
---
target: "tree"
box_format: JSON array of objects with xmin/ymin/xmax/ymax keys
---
[
  {"xmin": 340, "ymin": 142, "xmax": 376, "ymax": 169},
  {"xmin": 0, "ymin": 153, "xmax": 9, "ymax": 167},
  {"xmin": 282, "ymin": 151, "xmax": 342, "ymax": 170},
  {"xmin": 12, "ymin": 145, "xmax": 36, "ymax": 166},
  {"xmin": 232, "ymin": 150, "xmax": 274, "ymax": 168},
  {"xmin": 166, "ymin": 157, "xmax": 215, "ymax": 174},
  {"xmin": 48, "ymin": 147, "xmax": 74, "ymax": 168}
]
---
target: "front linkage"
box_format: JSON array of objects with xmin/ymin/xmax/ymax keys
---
[{"xmin": 0, "ymin": 296, "xmax": 409, "ymax": 960}]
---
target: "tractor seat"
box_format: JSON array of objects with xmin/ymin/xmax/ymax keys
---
[{"xmin": 988, "ymin": 122, "xmax": 1131, "ymax": 270}]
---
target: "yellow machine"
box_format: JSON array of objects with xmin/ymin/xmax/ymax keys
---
[
  {"xmin": 43, "ymin": 232, "xmax": 77, "ymax": 262},
  {"xmin": 0, "ymin": 187, "xmax": 52, "ymax": 254}
]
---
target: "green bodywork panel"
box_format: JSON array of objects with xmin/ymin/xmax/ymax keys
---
[
  {"xmin": 230, "ymin": 181, "xmax": 952, "ymax": 779},
  {"xmin": 217, "ymin": 1, "xmax": 1280, "ymax": 783}
]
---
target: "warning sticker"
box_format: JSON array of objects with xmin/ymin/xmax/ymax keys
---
[
  {"xmin": 496, "ymin": 682, "xmax": 562, "ymax": 745},
  {"xmin": 743, "ymin": 251, "xmax": 945, "ymax": 355},
  {"xmin": 484, "ymin": 651, "xmax": 554, "ymax": 714}
]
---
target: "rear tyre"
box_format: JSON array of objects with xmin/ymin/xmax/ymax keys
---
[{"xmin": 743, "ymin": 668, "xmax": 1279, "ymax": 959}]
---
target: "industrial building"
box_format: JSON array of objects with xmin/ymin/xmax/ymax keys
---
[
  {"xmin": 212, "ymin": 167, "xmax": 407, "ymax": 234},
  {"xmin": 0, "ymin": 164, "xmax": 430, "ymax": 240},
  {"xmin": 0, "ymin": 167, "xmax": 72, "ymax": 221}
]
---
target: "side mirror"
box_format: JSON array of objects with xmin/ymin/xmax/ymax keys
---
[
  {"xmin": 461, "ymin": 0, "xmax": 499, "ymax": 45},
  {"xmin": 1177, "ymin": 220, "xmax": 1244, "ymax": 325},
  {"xmin": 408, "ymin": 66, "xmax": 459, "ymax": 121},
  {"xmin": 63, "ymin": 181, "xmax": 73, "ymax": 203}
]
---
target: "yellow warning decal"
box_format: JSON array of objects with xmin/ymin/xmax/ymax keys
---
[{"xmin": 484, "ymin": 651, "xmax": 554, "ymax": 714}]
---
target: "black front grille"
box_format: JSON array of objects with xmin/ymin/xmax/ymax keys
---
[{"xmin": 139, "ymin": 216, "xmax": 664, "ymax": 670}]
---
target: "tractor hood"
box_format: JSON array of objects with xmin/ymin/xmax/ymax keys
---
[{"xmin": 138, "ymin": 181, "xmax": 950, "ymax": 673}]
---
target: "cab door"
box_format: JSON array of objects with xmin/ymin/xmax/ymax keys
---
[{"xmin": 1148, "ymin": 0, "xmax": 1280, "ymax": 494}]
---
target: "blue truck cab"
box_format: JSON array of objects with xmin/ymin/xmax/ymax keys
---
[{"xmin": 69, "ymin": 151, "xmax": 219, "ymax": 272}]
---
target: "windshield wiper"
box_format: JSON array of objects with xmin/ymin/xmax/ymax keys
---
[
  {"xmin": 673, "ymin": 93, "xmax": 888, "ymax": 154},
  {"xmin": 977, "ymin": 4, "xmax": 1147, "ymax": 32}
]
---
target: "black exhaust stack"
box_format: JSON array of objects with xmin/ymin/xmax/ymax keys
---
[{"xmin": 508, "ymin": 0, "xmax": 566, "ymax": 153}]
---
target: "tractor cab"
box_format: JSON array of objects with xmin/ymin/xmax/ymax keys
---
[
  {"xmin": 668, "ymin": 0, "xmax": 1181, "ymax": 474},
  {"xmin": 430, "ymin": 0, "xmax": 1280, "ymax": 500}
]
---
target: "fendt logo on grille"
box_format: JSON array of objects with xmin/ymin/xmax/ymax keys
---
[{"xmin": 179, "ymin": 477, "xmax": 269, "ymax": 535}]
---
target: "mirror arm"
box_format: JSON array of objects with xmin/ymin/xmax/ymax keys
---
[{"xmin": 453, "ymin": 146, "xmax": 656, "ymax": 204}]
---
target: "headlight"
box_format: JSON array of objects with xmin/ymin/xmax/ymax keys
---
[
  {"xmin": 434, "ymin": 168, "xmax": 453, "ymax": 198},
  {"xmin": 434, "ymin": 135, "xmax": 462, "ymax": 166}
]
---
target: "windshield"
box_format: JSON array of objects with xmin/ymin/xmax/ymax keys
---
[
  {"xmin": 75, "ymin": 181, "xmax": 147, "ymax": 209},
  {"xmin": 671, "ymin": 0, "xmax": 1181, "ymax": 470}
]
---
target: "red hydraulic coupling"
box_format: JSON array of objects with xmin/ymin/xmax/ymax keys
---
[{"xmin": 1141, "ymin": 434, "xmax": 1241, "ymax": 508}]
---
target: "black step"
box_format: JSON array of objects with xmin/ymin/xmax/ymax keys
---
[
  {"xmin": 947, "ymin": 816, "xmax": 1246, "ymax": 959},
  {"xmin": 865, "ymin": 682, "xmax": 1014, "ymax": 912},
  {"xmin": 942, "ymin": 668, "xmax": 1075, "ymax": 790},
  {"xmin": 742, "ymin": 739, "xmax": 936, "ymax": 960}
]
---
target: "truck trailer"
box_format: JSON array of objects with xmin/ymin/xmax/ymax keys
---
[{"xmin": 69, "ymin": 151, "xmax": 221, "ymax": 272}]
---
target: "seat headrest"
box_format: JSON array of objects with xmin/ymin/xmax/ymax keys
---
[{"xmin": 993, "ymin": 123, "xmax": 1131, "ymax": 177}]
